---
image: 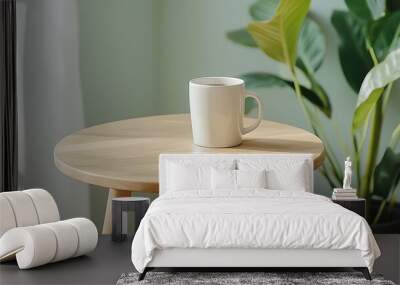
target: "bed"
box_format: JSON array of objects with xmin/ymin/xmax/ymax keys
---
[{"xmin": 131, "ymin": 154, "xmax": 380, "ymax": 280}]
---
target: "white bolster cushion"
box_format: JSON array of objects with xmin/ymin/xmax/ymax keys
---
[
  {"xmin": 0, "ymin": 189, "xmax": 60, "ymax": 236},
  {"xmin": 64, "ymin": 218, "xmax": 98, "ymax": 257},
  {"xmin": 0, "ymin": 226, "xmax": 57, "ymax": 268},
  {"xmin": 23, "ymin": 189, "xmax": 60, "ymax": 224},
  {"xmin": 0, "ymin": 218, "xmax": 98, "ymax": 269},
  {"xmin": 0, "ymin": 196, "xmax": 17, "ymax": 237},
  {"xmin": 42, "ymin": 221, "xmax": 79, "ymax": 262},
  {"xmin": 0, "ymin": 191, "xmax": 39, "ymax": 227}
]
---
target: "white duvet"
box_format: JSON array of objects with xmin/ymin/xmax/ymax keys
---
[{"xmin": 131, "ymin": 190, "xmax": 380, "ymax": 273}]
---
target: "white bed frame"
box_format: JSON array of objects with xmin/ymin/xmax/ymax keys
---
[{"xmin": 139, "ymin": 154, "xmax": 370, "ymax": 280}]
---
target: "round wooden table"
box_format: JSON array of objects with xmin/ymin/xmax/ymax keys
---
[{"xmin": 54, "ymin": 114, "xmax": 324, "ymax": 233}]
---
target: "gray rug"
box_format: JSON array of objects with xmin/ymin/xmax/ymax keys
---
[{"xmin": 116, "ymin": 272, "xmax": 396, "ymax": 285}]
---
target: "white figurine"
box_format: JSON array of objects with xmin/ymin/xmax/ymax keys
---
[{"xmin": 343, "ymin": 156, "xmax": 352, "ymax": 189}]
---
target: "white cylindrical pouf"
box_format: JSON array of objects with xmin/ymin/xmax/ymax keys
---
[
  {"xmin": 0, "ymin": 192, "xmax": 39, "ymax": 227},
  {"xmin": 0, "ymin": 226, "xmax": 57, "ymax": 269},
  {"xmin": 65, "ymin": 218, "xmax": 98, "ymax": 257},
  {"xmin": 0, "ymin": 218, "xmax": 98, "ymax": 269},
  {"xmin": 23, "ymin": 189, "xmax": 60, "ymax": 223},
  {"xmin": 42, "ymin": 221, "xmax": 79, "ymax": 262},
  {"xmin": 0, "ymin": 196, "xmax": 17, "ymax": 237},
  {"xmin": 0, "ymin": 188, "xmax": 98, "ymax": 269}
]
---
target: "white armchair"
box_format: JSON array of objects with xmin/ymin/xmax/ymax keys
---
[{"xmin": 0, "ymin": 189, "xmax": 97, "ymax": 269}]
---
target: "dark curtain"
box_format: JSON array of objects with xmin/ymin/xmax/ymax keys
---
[{"xmin": 0, "ymin": 0, "xmax": 17, "ymax": 192}]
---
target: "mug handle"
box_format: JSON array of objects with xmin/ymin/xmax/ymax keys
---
[{"xmin": 242, "ymin": 91, "xmax": 263, "ymax": 135}]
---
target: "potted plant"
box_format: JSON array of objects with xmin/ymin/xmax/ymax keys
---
[{"xmin": 226, "ymin": 0, "xmax": 400, "ymax": 233}]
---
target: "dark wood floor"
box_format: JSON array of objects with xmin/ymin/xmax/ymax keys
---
[
  {"xmin": 1, "ymin": 235, "xmax": 398, "ymax": 284},
  {"xmin": 0, "ymin": 236, "xmax": 133, "ymax": 285},
  {"xmin": 0, "ymin": 236, "xmax": 364, "ymax": 285}
]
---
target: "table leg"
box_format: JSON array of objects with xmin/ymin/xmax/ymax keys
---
[{"xmin": 102, "ymin": 189, "xmax": 130, "ymax": 234}]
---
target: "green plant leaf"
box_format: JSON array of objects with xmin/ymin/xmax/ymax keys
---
[
  {"xmin": 345, "ymin": 0, "xmax": 386, "ymax": 21},
  {"xmin": 297, "ymin": 18, "xmax": 326, "ymax": 73},
  {"xmin": 331, "ymin": 10, "xmax": 374, "ymax": 93},
  {"xmin": 353, "ymin": 88, "xmax": 384, "ymax": 129},
  {"xmin": 241, "ymin": 72, "xmax": 286, "ymax": 113},
  {"xmin": 226, "ymin": 28, "xmax": 257, "ymax": 47},
  {"xmin": 307, "ymin": 73, "xmax": 332, "ymax": 118},
  {"xmin": 241, "ymin": 72, "xmax": 331, "ymax": 117},
  {"xmin": 295, "ymin": 17, "xmax": 331, "ymax": 117},
  {"xmin": 296, "ymin": 60, "xmax": 332, "ymax": 118},
  {"xmin": 249, "ymin": 0, "xmax": 280, "ymax": 21},
  {"xmin": 389, "ymin": 123, "xmax": 400, "ymax": 149},
  {"xmin": 247, "ymin": 0, "xmax": 311, "ymax": 67},
  {"xmin": 249, "ymin": 0, "xmax": 326, "ymax": 72},
  {"xmin": 353, "ymin": 49, "xmax": 400, "ymax": 130},
  {"xmin": 292, "ymin": 81, "xmax": 331, "ymax": 118},
  {"xmin": 249, "ymin": 1, "xmax": 327, "ymax": 73},
  {"xmin": 368, "ymin": 11, "xmax": 400, "ymax": 61},
  {"xmin": 241, "ymin": 72, "xmax": 287, "ymax": 89},
  {"xmin": 373, "ymin": 148, "xmax": 400, "ymax": 198}
]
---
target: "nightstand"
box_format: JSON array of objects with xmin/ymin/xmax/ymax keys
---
[
  {"xmin": 112, "ymin": 197, "xmax": 150, "ymax": 242},
  {"xmin": 332, "ymin": 198, "xmax": 366, "ymax": 218}
]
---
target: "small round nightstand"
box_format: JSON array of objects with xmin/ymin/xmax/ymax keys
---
[{"xmin": 112, "ymin": 197, "xmax": 150, "ymax": 242}]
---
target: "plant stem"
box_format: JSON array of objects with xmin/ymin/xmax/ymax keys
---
[
  {"xmin": 373, "ymin": 185, "xmax": 400, "ymax": 224},
  {"xmin": 290, "ymin": 67, "xmax": 315, "ymax": 131},
  {"xmin": 360, "ymin": 45, "xmax": 383, "ymax": 198},
  {"xmin": 389, "ymin": 186, "xmax": 399, "ymax": 208},
  {"xmin": 320, "ymin": 165, "xmax": 337, "ymax": 189},
  {"xmin": 389, "ymin": 123, "xmax": 400, "ymax": 149},
  {"xmin": 323, "ymin": 143, "xmax": 343, "ymax": 184},
  {"xmin": 373, "ymin": 199, "xmax": 386, "ymax": 224},
  {"xmin": 353, "ymin": 112, "xmax": 372, "ymax": 195},
  {"xmin": 310, "ymin": 114, "xmax": 343, "ymax": 183},
  {"xmin": 383, "ymin": 83, "xmax": 393, "ymax": 112},
  {"xmin": 367, "ymin": 43, "xmax": 379, "ymax": 66},
  {"xmin": 361, "ymin": 96, "xmax": 383, "ymax": 197},
  {"xmin": 352, "ymin": 135, "xmax": 361, "ymax": 191},
  {"xmin": 290, "ymin": 67, "xmax": 342, "ymax": 187}
]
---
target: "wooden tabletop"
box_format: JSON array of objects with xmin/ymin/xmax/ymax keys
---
[{"xmin": 54, "ymin": 114, "xmax": 324, "ymax": 192}]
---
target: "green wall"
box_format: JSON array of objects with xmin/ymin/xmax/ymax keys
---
[
  {"xmin": 78, "ymin": 0, "xmax": 160, "ymax": 227},
  {"xmin": 79, "ymin": 0, "xmax": 159, "ymax": 125}
]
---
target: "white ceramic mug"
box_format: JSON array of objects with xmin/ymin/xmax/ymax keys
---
[{"xmin": 189, "ymin": 77, "xmax": 263, "ymax": 147}]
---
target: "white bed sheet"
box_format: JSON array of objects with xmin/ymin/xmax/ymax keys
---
[{"xmin": 131, "ymin": 190, "xmax": 380, "ymax": 273}]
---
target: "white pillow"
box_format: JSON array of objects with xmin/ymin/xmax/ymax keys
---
[
  {"xmin": 167, "ymin": 160, "xmax": 235, "ymax": 191},
  {"xmin": 211, "ymin": 168, "xmax": 267, "ymax": 190},
  {"xmin": 237, "ymin": 159, "xmax": 309, "ymax": 191},
  {"xmin": 237, "ymin": 169, "xmax": 267, "ymax": 188},
  {"xmin": 211, "ymin": 168, "xmax": 236, "ymax": 189},
  {"xmin": 267, "ymin": 167, "xmax": 307, "ymax": 191}
]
